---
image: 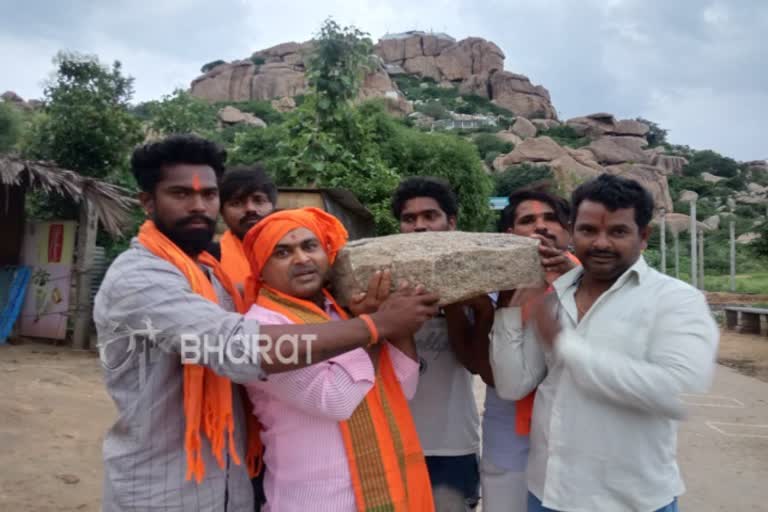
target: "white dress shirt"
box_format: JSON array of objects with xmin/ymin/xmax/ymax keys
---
[{"xmin": 490, "ymin": 256, "xmax": 719, "ymax": 512}]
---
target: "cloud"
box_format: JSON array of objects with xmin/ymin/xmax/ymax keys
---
[{"xmin": 0, "ymin": 0, "xmax": 765, "ymax": 160}]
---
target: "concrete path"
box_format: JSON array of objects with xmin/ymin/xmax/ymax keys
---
[{"xmin": 677, "ymin": 365, "xmax": 768, "ymax": 511}]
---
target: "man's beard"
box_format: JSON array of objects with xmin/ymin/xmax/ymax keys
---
[{"xmin": 154, "ymin": 214, "xmax": 216, "ymax": 256}]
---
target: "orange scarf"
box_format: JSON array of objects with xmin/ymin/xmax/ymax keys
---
[
  {"xmin": 137, "ymin": 220, "xmax": 261, "ymax": 482},
  {"xmin": 515, "ymin": 251, "xmax": 581, "ymax": 435},
  {"xmin": 219, "ymin": 230, "xmax": 251, "ymax": 288},
  {"xmin": 256, "ymin": 285, "xmax": 434, "ymax": 512}
]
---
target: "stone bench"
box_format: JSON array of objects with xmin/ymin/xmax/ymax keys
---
[{"xmin": 724, "ymin": 306, "xmax": 768, "ymax": 335}]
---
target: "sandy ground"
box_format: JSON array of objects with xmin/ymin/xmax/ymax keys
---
[{"xmin": 1, "ymin": 330, "xmax": 767, "ymax": 512}]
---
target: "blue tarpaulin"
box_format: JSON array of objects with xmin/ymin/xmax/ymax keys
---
[{"xmin": 0, "ymin": 266, "xmax": 31, "ymax": 344}]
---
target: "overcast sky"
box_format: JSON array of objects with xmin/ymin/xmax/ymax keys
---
[{"xmin": 1, "ymin": 0, "xmax": 765, "ymax": 161}]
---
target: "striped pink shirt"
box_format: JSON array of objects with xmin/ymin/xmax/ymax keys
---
[{"xmin": 244, "ymin": 302, "xmax": 420, "ymax": 512}]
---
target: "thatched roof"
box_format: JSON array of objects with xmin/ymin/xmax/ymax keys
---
[{"xmin": 0, "ymin": 155, "xmax": 137, "ymax": 236}]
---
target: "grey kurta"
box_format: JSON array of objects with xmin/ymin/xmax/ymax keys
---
[{"xmin": 94, "ymin": 239, "xmax": 265, "ymax": 511}]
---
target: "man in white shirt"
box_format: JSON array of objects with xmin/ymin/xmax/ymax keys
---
[
  {"xmin": 392, "ymin": 177, "xmax": 481, "ymax": 511},
  {"xmin": 491, "ymin": 174, "xmax": 719, "ymax": 512}
]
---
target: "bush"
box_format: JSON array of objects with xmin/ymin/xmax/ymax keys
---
[
  {"xmin": 250, "ymin": 55, "xmax": 266, "ymax": 66},
  {"xmin": 415, "ymin": 101, "xmax": 451, "ymax": 120},
  {"xmin": 636, "ymin": 117, "xmax": 668, "ymax": 147},
  {"xmin": 683, "ymin": 149, "xmax": 741, "ymax": 178},
  {"xmin": 200, "ymin": 59, "xmax": 226, "ymax": 73},
  {"xmin": 494, "ymin": 164, "xmax": 554, "ymax": 197},
  {"xmin": 0, "ymin": 101, "xmax": 22, "ymax": 152},
  {"xmin": 538, "ymin": 125, "xmax": 590, "ymax": 148},
  {"xmin": 473, "ymin": 133, "xmax": 513, "ymax": 160}
]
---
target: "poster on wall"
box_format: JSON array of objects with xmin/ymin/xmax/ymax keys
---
[{"xmin": 19, "ymin": 221, "xmax": 77, "ymax": 340}]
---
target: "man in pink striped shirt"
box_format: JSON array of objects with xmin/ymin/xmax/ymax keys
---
[{"xmin": 241, "ymin": 208, "xmax": 434, "ymax": 511}]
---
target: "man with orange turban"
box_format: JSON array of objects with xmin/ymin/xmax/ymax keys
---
[{"xmin": 241, "ymin": 207, "xmax": 434, "ymax": 512}]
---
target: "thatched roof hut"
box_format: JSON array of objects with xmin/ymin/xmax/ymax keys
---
[{"xmin": 0, "ymin": 155, "xmax": 136, "ymax": 236}]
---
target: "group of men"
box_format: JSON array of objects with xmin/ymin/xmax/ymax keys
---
[{"xmin": 95, "ymin": 133, "xmax": 719, "ymax": 512}]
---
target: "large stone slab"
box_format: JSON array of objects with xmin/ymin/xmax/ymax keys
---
[{"xmin": 332, "ymin": 231, "xmax": 544, "ymax": 306}]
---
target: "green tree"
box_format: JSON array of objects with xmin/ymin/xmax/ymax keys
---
[
  {"xmin": 636, "ymin": 117, "xmax": 668, "ymax": 146},
  {"xmin": 22, "ymin": 51, "xmax": 142, "ymax": 180},
  {"xmin": 306, "ymin": 19, "xmax": 374, "ymax": 130},
  {"xmin": 683, "ymin": 150, "xmax": 741, "ymax": 178},
  {"xmin": 200, "ymin": 59, "xmax": 226, "ymax": 73},
  {"xmin": 0, "ymin": 101, "xmax": 22, "ymax": 152},
  {"xmin": 20, "ymin": 51, "xmax": 143, "ymax": 240},
  {"xmin": 147, "ymin": 89, "xmax": 217, "ymax": 136}
]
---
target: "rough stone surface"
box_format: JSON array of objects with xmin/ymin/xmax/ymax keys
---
[
  {"xmin": 332, "ymin": 232, "xmax": 544, "ymax": 306},
  {"xmin": 548, "ymin": 155, "xmax": 601, "ymax": 193},
  {"xmin": 611, "ymin": 119, "xmax": 650, "ymax": 137},
  {"xmin": 604, "ymin": 163, "xmax": 673, "ymax": 212},
  {"xmin": 566, "ymin": 114, "xmax": 616, "ymax": 137},
  {"xmin": 495, "ymin": 131, "xmax": 524, "ymax": 147},
  {"xmin": 748, "ymin": 182, "xmax": 768, "ymax": 194},
  {"xmin": 531, "ymin": 119, "xmax": 561, "ymax": 130},
  {"xmin": 271, "ymin": 96, "xmax": 296, "ymax": 112},
  {"xmin": 217, "ymin": 106, "xmax": 266, "ymax": 127},
  {"xmin": 490, "ymin": 71, "xmax": 557, "ymax": 119},
  {"xmin": 653, "ymin": 213, "xmax": 711, "ymax": 235},
  {"xmin": 652, "ymin": 154, "xmax": 688, "ymax": 176},
  {"xmin": 1, "ymin": 90, "xmax": 24, "ymax": 103},
  {"xmin": 402, "ymin": 56, "xmax": 442, "ymax": 81},
  {"xmin": 492, "ymin": 136, "xmax": 567, "ymax": 170},
  {"xmin": 703, "ymin": 215, "xmax": 721, "ymax": 231},
  {"xmin": 511, "ymin": 117, "xmax": 537, "ymax": 139},
  {"xmin": 737, "ymin": 232, "xmax": 761, "ymax": 244},
  {"xmin": 190, "ymin": 61, "xmax": 256, "ymax": 102},
  {"xmin": 679, "ymin": 190, "xmax": 700, "ymax": 202},
  {"xmin": 250, "ymin": 63, "xmax": 307, "ymax": 100},
  {"xmin": 585, "ymin": 136, "xmax": 649, "ymax": 165},
  {"xmin": 565, "ymin": 147, "xmax": 603, "ymax": 170}
]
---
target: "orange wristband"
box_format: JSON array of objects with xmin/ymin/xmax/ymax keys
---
[{"xmin": 359, "ymin": 314, "xmax": 380, "ymax": 348}]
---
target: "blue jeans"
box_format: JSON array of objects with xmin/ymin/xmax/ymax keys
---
[
  {"xmin": 425, "ymin": 454, "xmax": 480, "ymax": 510},
  {"xmin": 527, "ymin": 493, "xmax": 678, "ymax": 512}
]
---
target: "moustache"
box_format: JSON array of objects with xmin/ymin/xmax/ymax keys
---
[
  {"xmin": 587, "ymin": 249, "xmax": 618, "ymax": 259},
  {"xmin": 290, "ymin": 264, "xmax": 318, "ymax": 278},
  {"xmin": 240, "ymin": 214, "xmax": 264, "ymax": 226},
  {"xmin": 175, "ymin": 215, "xmax": 216, "ymax": 230}
]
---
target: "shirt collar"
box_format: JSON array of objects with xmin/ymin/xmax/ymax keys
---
[{"xmin": 552, "ymin": 254, "xmax": 649, "ymax": 298}]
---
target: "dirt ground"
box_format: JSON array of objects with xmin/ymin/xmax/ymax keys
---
[
  {"xmin": 1, "ymin": 329, "xmax": 767, "ymax": 511},
  {"xmin": 718, "ymin": 330, "xmax": 768, "ymax": 383},
  {"xmin": 705, "ymin": 291, "xmax": 768, "ymax": 305}
]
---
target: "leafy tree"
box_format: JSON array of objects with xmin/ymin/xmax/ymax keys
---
[
  {"xmin": 306, "ymin": 19, "xmax": 374, "ymax": 130},
  {"xmin": 537, "ymin": 125, "xmax": 590, "ymax": 148},
  {"xmin": 473, "ymin": 133, "xmax": 513, "ymax": 161},
  {"xmin": 148, "ymin": 89, "xmax": 217, "ymax": 136},
  {"xmin": 21, "ymin": 51, "xmax": 142, "ymax": 180},
  {"xmin": 0, "ymin": 101, "xmax": 22, "ymax": 152},
  {"xmin": 683, "ymin": 149, "xmax": 741, "ymax": 178},
  {"xmin": 200, "ymin": 59, "xmax": 226, "ymax": 73},
  {"xmin": 636, "ymin": 117, "xmax": 668, "ymax": 146},
  {"xmin": 20, "ymin": 51, "xmax": 142, "ymax": 236},
  {"xmin": 493, "ymin": 164, "xmax": 554, "ymax": 197}
]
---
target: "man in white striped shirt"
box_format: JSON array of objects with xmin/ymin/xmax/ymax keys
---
[{"xmin": 491, "ymin": 174, "xmax": 719, "ymax": 511}]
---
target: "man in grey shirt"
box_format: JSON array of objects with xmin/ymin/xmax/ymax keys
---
[{"xmin": 94, "ymin": 135, "xmax": 439, "ymax": 511}]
